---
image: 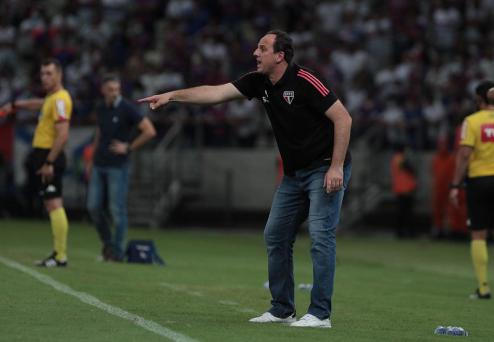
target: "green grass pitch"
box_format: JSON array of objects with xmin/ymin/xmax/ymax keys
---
[{"xmin": 0, "ymin": 219, "xmax": 492, "ymax": 341}]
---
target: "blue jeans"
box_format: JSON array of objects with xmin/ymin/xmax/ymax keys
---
[
  {"xmin": 265, "ymin": 162, "xmax": 351, "ymax": 319},
  {"xmin": 86, "ymin": 165, "xmax": 129, "ymax": 259}
]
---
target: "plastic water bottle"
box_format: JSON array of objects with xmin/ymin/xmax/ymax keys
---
[
  {"xmin": 434, "ymin": 326, "xmax": 447, "ymax": 335},
  {"xmin": 298, "ymin": 283, "xmax": 313, "ymax": 291},
  {"xmin": 447, "ymin": 326, "xmax": 469, "ymax": 336},
  {"xmin": 434, "ymin": 326, "xmax": 468, "ymax": 336}
]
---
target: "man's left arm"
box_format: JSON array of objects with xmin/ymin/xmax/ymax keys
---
[
  {"xmin": 324, "ymin": 100, "xmax": 352, "ymax": 193},
  {"xmin": 37, "ymin": 121, "xmax": 69, "ymax": 183},
  {"xmin": 110, "ymin": 117, "xmax": 156, "ymax": 154}
]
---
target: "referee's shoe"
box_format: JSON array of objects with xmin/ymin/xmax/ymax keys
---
[
  {"xmin": 469, "ymin": 288, "xmax": 491, "ymax": 300},
  {"xmin": 36, "ymin": 251, "xmax": 67, "ymax": 267}
]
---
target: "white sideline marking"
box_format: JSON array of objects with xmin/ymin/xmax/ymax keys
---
[
  {"xmin": 0, "ymin": 256, "xmax": 198, "ymax": 342},
  {"xmin": 161, "ymin": 282, "xmax": 258, "ymax": 315}
]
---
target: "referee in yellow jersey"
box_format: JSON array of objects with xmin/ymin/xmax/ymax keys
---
[
  {"xmin": 0, "ymin": 59, "xmax": 72, "ymax": 267},
  {"xmin": 450, "ymin": 80, "xmax": 494, "ymax": 299}
]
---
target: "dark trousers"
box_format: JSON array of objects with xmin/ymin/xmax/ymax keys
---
[{"xmin": 396, "ymin": 194, "xmax": 414, "ymax": 238}]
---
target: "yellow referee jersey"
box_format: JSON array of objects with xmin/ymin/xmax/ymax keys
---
[
  {"xmin": 32, "ymin": 89, "xmax": 72, "ymax": 149},
  {"xmin": 460, "ymin": 109, "xmax": 494, "ymax": 177}
]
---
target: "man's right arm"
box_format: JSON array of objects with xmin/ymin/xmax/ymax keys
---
[
  {"xmin": 87, "ymin": 128, "xmax": 100, "ymax": 176},
  {"xmin": 0, "ymin": 98, "xmax": 45, "ymax": 114},
  {"xmin": 138, "ymin": 83, "xmax": 245, "ymax": 110}
]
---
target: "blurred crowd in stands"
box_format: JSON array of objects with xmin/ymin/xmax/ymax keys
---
[{"xmin": 1, "ymin": 0, "xmax": 494, "ymax": 149}]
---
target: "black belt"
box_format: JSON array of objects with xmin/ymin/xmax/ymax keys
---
[
  {"xmin": 285, "ymin": 158, "xmax": 331, "ymax": 177},
  {"xmin": 285, "ymin": 155, "xmax": 351, "ymax": 177},
  {"xmin": 306, "ymin": 158, "xmax": 331, "ymax": 170}
]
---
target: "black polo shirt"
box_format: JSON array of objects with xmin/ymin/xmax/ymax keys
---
[
  {"xmin": 232, "ymin": 63, "xmax": 350, "ymax": 175},
  {"xmin": 93, "ymin": 97, "xmax": 143, "ymax": 167}
]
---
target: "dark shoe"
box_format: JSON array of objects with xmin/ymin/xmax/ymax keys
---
[
  {"xmin": 102, "ymin": 245, "xmax": 116, "ymax": 261},
  {"xmin": 36, "ymin": 252, "xmax": 67, "ymax": 267},
  {"xmin": 469, "ymin": 288, "xmax": 491, "ymax": 300}
]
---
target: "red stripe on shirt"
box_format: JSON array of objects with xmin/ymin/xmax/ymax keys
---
[
  {"xmin": 297, "ymin": 70, "xmax": 329, "ymax": 96},
  {"xmin": 297, "ymin": 73, "xmax": 329, "ymax": 96},
  {"xmin": 298, "ymin": 70, "xmax": 329, "ymax": 91}
]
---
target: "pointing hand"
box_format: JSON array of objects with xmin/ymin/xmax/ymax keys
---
[{"xmin": 137, "ymin": 93, "xmax": 171, "ymax": 110}]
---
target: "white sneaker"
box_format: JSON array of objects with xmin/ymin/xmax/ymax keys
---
[
  {"xmin": 290, "ymin": 314, "xmax": 331, "ymax": 328},
  {"xmin": 249, "ymin": 312, "xmax": 296, "ymax": 323}
]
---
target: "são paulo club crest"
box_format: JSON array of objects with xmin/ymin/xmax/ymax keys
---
[{"xmin": 283, "ymin": 90, "xmax": 295, "ymax": 104}]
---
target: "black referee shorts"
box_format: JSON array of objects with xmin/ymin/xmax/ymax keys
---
[
  {"xmin": 31, "ymin": 148, "xmax": 66, "ymax": 200},
  {"xmin": 466, "ymin": 176, "xmax": 494, "ymax": 230}
]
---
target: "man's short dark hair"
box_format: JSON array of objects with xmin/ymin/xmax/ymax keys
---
[
  {"xmin": 102, "ymin": 74, "xmax": 121, "ymax": 84},
  {"xmin": 475, "ymin": 80, "xmax": 494, "ymax": 105},
  {"xmin": 41, "ymin": 58, "xmax": 62, "ymax": 72},
  {"xmin": 267, "ymin": 29, "xmax": 294, "ymax": 64}
]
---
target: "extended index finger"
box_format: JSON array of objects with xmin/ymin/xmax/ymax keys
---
[{"xmin": 137, "ymin": 96, "xmax": 156, "ymax": 103}]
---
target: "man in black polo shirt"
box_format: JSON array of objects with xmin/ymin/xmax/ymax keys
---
[
  {"xmin": 87, "ymin": 75, "xmax": 156, "ymax": 261},
  {"xmin": 139, "ymin": 30, "xmax": 352, "ymax": 328}
]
